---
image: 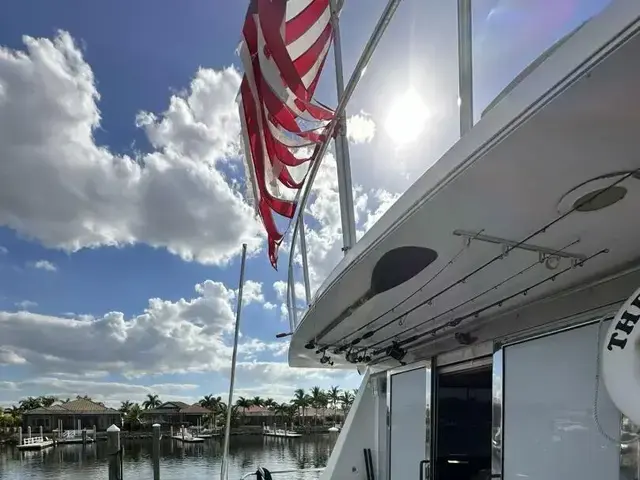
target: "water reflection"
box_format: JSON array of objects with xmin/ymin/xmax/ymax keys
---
[{"xmin": 0, "ymin": 434, "xmax": 335, "ymax": 480}]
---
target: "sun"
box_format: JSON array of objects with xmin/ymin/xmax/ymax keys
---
[{"xmin": 384, "ymin": 88, "xmax": 429, "ymax": 146}]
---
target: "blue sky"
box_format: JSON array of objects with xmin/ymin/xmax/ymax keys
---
[{"xmin": 0, "ymin": 0, "xmax": 612, "ymax": 408}]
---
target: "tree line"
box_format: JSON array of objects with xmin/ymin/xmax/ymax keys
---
[{"xmin": 1, "ymin": 387, "xmax": 358, "ymax": 429}]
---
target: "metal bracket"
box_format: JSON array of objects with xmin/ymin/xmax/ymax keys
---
[{"xmin": 453, "ymin": 230, "xmax": 586, "ymax": 261}]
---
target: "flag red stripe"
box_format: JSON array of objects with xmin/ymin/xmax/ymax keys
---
[
  {"xmin": 239, "ymin": 0, "xmax": 335, "ymax": 268},
  {"xmin": 285, "ymin": 0, "xmax": 329, "ymax": 45}
]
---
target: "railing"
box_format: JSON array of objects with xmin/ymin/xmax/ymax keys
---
[
  {"xmin": 285, "ymin": 0, "xmax": 615, "ymax": 331},
  {"xmin": 21, "ymin": 436, "xmax": 46, "ymax": 445},
  {"xmin": 286, "ymin": 0, "xmax": 405, "ymax": 332},
  {"xmin": 240, "ymin": 468, "xmax": 325, "ymax": 479}
]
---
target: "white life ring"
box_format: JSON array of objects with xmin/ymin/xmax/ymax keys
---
[{"xmin": 602, "ymin": 286, "xmax": 640, "ymax": 425}]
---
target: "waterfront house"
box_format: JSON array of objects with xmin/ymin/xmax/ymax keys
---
[
  {"xmin": 141, "ymin": 401, "xmax": 211, "ymax": 426},
  {"xmin": 22, "ymin": 398, "xmax": 121, "ymax": 431},
  {"xmin": 243, "ymin": 406, "xmax": 345, "ymax": 426}
]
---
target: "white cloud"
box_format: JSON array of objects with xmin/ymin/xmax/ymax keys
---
[
  {"xmin": 0, "ymin": 246, "xmax": 7, "ymax": 254},
  {"xmin": 0, "ymin": 31, "xmax": 261, "ymax": 266},
  {"xmin": 240, "ymin": 280, "xmax": 264, "ymax": 306},
  {"xmin": 0, "ymin": 347, "xmax": 27, "ymax": 366},
  {"xmin": 0, "ymin": 279, "xmax": 269, "ymax": 377},
  {"xmin": 346, "ymin": 112, "xmax": 376, "ymax": 144},
  {"xmin": 31, "ymin": 260, "xmax": 57, "ymax": 272},
  {"xmin": 15, "ymin": 300, "xmax": 38, "ymax": 309},
  {"xmin": 360, "ymin": 189, "xmax": 401, "ymax": 234},
  {"xmin": 263, "ymin": 302, "xmax": 276, "ymax": 311},
  {"xmin": 296, "ymin": 153, "xmax": 400, "ymax": 296}
]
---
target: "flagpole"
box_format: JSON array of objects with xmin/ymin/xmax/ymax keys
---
[
  {"xmin": 220, "ymin": 243, "xmax": 248, "ymax": 480},
  {"xmin": 330, "ymin": 0, "xmax": 357, "ymax": 254}
]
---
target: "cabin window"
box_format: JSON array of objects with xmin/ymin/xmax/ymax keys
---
[{"xmin": 502, "ymin": 321, "xmax": 619, "ymax": 480}]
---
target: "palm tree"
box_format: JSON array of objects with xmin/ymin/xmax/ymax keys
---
[
  {"xmin": 199, "ymin": 395, "xmax": 222, "ymax": 428},
  {"xmin": 310, "ymin": 387, "xmax": 326, "ymax": 425},
  {"xmin": 119, "ymin": 400, "xmax": 133, "ymax": 415},
  {"xmin": 124, "ymin": 403, "xmax": 143, "ymax": 431},
  {"xmin": 251, "ymin": 396, "xmax": 264, "ymax": 408},
  {"xmin": 339, "ymin": 391, "xmax": 355, "ymax": 415},
  {"xmin": 217, "ymin": 403, "xmax": 240, "ymax": 428},
  {"xmin": 40, "ymin": 395, "xmax": 58, "ymax": 407},
  {"xmin": 292, "ymin": 389, "xmax": 311, "ymax": 425},
  {"xmin": 235, "ymin": 397, "xmax": 252, "ymax": 425},
  {"xmin": 328, "ymin": 386, "xmax": 340, "ymax": 416},
  {"xmin": 19, "ymin": 397, "xmax": 42, "ymax": 412},
  {"xmin": 142, "ymin": 394, "xmax": 161, "ymax": 410}
]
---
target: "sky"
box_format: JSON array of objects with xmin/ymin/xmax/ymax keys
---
[{"xmin": 0, "ymin": 0, "xmax": 612, "ymax": 409}]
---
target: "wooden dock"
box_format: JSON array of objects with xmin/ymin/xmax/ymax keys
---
[{"xmin": 17, "ymin": 436, "xmax": 54, "ymax": 450}]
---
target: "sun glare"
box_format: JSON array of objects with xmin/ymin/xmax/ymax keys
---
[{"xmin": 384, "ymin": 88, "xmax": 429, "ymax": 146}]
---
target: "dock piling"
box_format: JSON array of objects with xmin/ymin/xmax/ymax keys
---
[
  {"xmin": 18, "ymin": 427, "xmax": 22, "ymax": 445},
  {"xmin": 93, "ymin": 425, "xmax": 97, "ymax": 441},
  {"xmin": 27, "ymin": 426, "xmax": 31, "ymax": 439},
  {"xmin": 152, "ymin": 423, "xmax": 161, "ymax": 480},
  {"xmin": 107, "ymin": 424, "xmax": 122, "ymax": 480},
  {"xmin": 82, "ymin": 429, "xmax": 87, "ymax": 445},
  {"xmin": 39, "ymin": 426, "xmax": 43, "ymax": 438}
]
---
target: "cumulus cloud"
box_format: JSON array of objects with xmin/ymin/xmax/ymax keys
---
[
  {"xmin": 0, "ymin": 280, "xmax": 246, "ymax": 377},
  {"xmin": 241, "ymin": 280, "xmax": 265, "ymax": 306},
  {"xmin": 0, "ymin": 31, "xmax": 261, "ymax": 266},
  {"xmin": 296, "ymin": 153, "xmax": 401, "ymax": 295},
  {"xmin": 0, "ymin": 279, "xmax": 323, "ymax": 379},
  {"xmin": 0, "ymin": 346, "xmax": 27, "ymax": 366},
  {"xmin": 15, "ymin": 300, "xmax": 38, "ymax": 310},
  {"xmin": 347, "ymin": 112, "xmax": 376, "ymax": 144},
  {"xmin": 30, "ymin": 260, "xmax": 57, "ymax": 272}
]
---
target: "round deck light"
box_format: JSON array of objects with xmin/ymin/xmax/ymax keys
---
[
  {"xmin": 573, "ymin": 186, "xmax": 627, "ymax": 212},
  {"xmin": 557, "ymin": 172, "xmax": 637, "ymax": 214}
]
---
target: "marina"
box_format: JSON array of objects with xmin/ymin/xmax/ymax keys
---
[
  {"xmin": 0, "ymin": 433, "xmax": 335, "ymax": 479},
  {"xmin": 3, "ymin": 0, "xmax": 640, "ymax": 479}
]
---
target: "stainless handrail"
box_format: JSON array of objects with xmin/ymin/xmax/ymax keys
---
[
  {"xmin": 286, "ymin": 0, "xmax": 404, "ymax": 330},
  {"xmin": 240, "ymin": 467, "xmax": 325, "ymax": 479}
]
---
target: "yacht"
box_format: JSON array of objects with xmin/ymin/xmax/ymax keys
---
[{"xmin": 236, "ymin": 0, "xmax": 640, "ymax": 479}]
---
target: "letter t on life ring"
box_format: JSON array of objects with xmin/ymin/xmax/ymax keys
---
[{"xmin": 602, "ymin": 286, "xmax": 640, "ymax": 425}]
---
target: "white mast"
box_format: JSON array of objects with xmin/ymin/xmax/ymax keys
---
[
  {"xmin": 330, "ymin": 0, "xmax": 357, "ymax": 254},
  {"xmin": 220, "ymin": 243, "xmax": 248, "ymax": 480}
]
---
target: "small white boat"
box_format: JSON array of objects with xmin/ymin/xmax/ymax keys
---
[
  {"xmin": 171, "ymin": 427, "xmax": 204, "ymax": 443},
  {"xmin": 56, "ymin": 430, "xmax": 94, "ymax": 444},
  {"xmin": 327, "ymin": 426, "xmax": 340, "ymax": 433},
  {"xmin": 17, "ymin": 436, "xmax": 54, "ymax": 450}
]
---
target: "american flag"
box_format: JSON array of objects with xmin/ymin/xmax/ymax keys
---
[{"xmin": 238, "ymin": 0, "xmax": 336, "ymax": 268}]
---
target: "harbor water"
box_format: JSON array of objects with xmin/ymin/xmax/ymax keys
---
[{"xmin": 0, "ymin": 434, "xmax": 336, "ymax": 480}]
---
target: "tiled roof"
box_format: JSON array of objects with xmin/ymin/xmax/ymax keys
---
[
  {"xmin": 181, "ymin": 404, "xmax": 211, "ymax": 414},
  {"xmin": 143, "ymin": 401, "xmax": 211, "ymax": 415},
  {"xmin": 60, "ymin": 398, "xmax": 116, "ymax": 413},
  {"xmin": 164, "ymin": 401, "xmax": 190, "ymax": 409},
  {"xmin": 24, "ymin": 399, "xmax": 119, "ymax": 415}
]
